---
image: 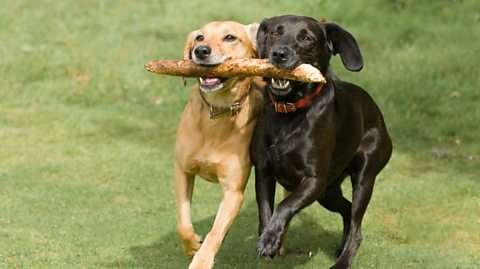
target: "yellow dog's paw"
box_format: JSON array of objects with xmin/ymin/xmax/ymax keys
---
[{"xmin": 181, "ymin": 233, "xmax": 202, "ymax": 258}]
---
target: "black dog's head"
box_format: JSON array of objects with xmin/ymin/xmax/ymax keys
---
[{"xmin": 257, "ymin": 15, "xmax": 363, "ymax": 95}]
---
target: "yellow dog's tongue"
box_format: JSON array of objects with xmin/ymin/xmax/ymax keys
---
[{"xmin": 200, "ymin": 77, "xmax": 221, "ymax": 86}]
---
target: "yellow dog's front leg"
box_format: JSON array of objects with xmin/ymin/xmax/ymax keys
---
[
  {"xmin": 175, "ymin": 164, "xmax": 202, "ymax": 258},
  {"xmin": 188, "ymin": 189, "xmax": 244, "ymax": 269}
]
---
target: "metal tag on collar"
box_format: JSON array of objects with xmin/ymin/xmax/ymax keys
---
[
  {"xmin": 286, "ymin": 102, "xmax": 296, "ymax": 112},
  {"xmin": 230, "ymin": 101, "xmax": 242, "ymax": 116}
]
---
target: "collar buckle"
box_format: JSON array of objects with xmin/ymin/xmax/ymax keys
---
[{"xmin": 274, "ymin": 102, "xmax": 296, "ymax": 113}]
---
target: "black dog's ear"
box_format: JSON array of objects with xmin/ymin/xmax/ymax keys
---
[
  {"xmin": 256, "ymin": 19, "xmax": 271, "ymax": 59},
  {"xmin": 324, "ymin": 23, "xmax": 363, "ymax": 72}
]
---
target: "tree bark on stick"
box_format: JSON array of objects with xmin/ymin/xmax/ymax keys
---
[{"xmin": 144, "ymin": 59, "xmax": 326, "ymax": 83}]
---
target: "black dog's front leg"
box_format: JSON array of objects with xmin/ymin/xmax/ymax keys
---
[
  {"xmin": 257, "ymin": 176, "xmax": 325, "ymax": 257},
  {"xmin": 255, "ymin": 166, "xmax": 276, "ymax": 236}
]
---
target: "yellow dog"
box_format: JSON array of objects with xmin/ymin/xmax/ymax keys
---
[{"xmin": 174, "ymin": 21, "xmax": 263, "ymax": 269}]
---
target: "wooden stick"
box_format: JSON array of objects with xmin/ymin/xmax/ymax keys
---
[{"xmin": 144, "ymin": 59, "xmax": 326, "ymax": 83}]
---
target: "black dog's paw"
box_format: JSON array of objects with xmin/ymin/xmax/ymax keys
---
[
  {"xmin": 256, "ymin": 229, "xmax": 282, "ymax": 257},
  {"xmin": 330, "ymin": 260, "xmax": 350, "ymax": 269}
]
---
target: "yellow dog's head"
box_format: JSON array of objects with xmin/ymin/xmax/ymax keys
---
[{"xmin": 183, "ymin": 21, "xmax": 259, "ymax": 93}]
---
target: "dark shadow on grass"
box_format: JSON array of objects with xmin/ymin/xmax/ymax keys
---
[{"xmin": 102, "ymin": 201, "xmax": 343, "ymax": 268}]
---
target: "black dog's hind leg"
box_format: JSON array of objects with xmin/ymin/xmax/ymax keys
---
[
  {"xmin": 331, "ymin": 141, "xmax": 391, "ymax": 269},
  {"xmin": 318, "ymin": 183, "xmax": 352, "ymax": 257}
]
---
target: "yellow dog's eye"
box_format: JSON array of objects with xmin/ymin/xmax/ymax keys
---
[
  {"xmin": 195, "ymin": 35, "xmax": 204, "ymax": 42},
  {"xmin": 224, "ymin": 35, "xmax": 237, "ymax": 42}
]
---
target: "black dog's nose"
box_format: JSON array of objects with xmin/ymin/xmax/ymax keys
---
[
  {"xmin": 194, "ymin": 45, "xmax": 211, "ymax": 60},
  {"xmin": 271, "ymin": 47, "xmax": 289, "ymax": 64}
]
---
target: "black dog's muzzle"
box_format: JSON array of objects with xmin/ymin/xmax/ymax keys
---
[{"xmin": 269, "ymin": 45, "xmax": 300, "ymax": 69}]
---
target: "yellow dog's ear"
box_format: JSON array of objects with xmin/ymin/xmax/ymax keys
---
[
  {"xmin": 182, "ymin": 30, "xmax": 198, "ymax": 85},
  {"xmin": 244, "ymin": 23, "xmax": 259, "ymax": 57},
  {"xmin": 183, "ymin": 30, "xmax": 198, "ymax": 60}
]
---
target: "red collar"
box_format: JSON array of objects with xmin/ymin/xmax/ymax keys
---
[{"xmin": 268, "ymin": 83, "xmax": 325, "ymax": 113}]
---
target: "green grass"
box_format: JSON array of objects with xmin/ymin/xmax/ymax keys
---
[{"xmin": 1, "ymin": 0, "xmax": 479, "ymax": 268}]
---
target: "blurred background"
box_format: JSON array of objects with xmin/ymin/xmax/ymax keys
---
[{"xmin": 1, "ymin": 0, "xmax": 478, "ymax": 268}]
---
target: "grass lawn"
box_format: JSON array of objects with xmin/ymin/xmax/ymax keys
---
[{"xmin": 1, "ymin": 0, "xmax": 479, "ymax": 268}]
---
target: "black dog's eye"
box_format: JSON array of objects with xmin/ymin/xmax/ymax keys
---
[
  {"xmin": 224, "ymin": 34, "xmax": 237, "ymax": 42},
  {"xmin": 301, "ymin": 35, "xmax": 314, "ymax": 42},
  {"xmin": 195, "ymin": 35, "xmax": 204, "ymax": 42}
]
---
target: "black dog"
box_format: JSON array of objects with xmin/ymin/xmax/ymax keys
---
[{"xmin": 251, "ymin": 15, "xmax": 393, "ymax": 269}]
